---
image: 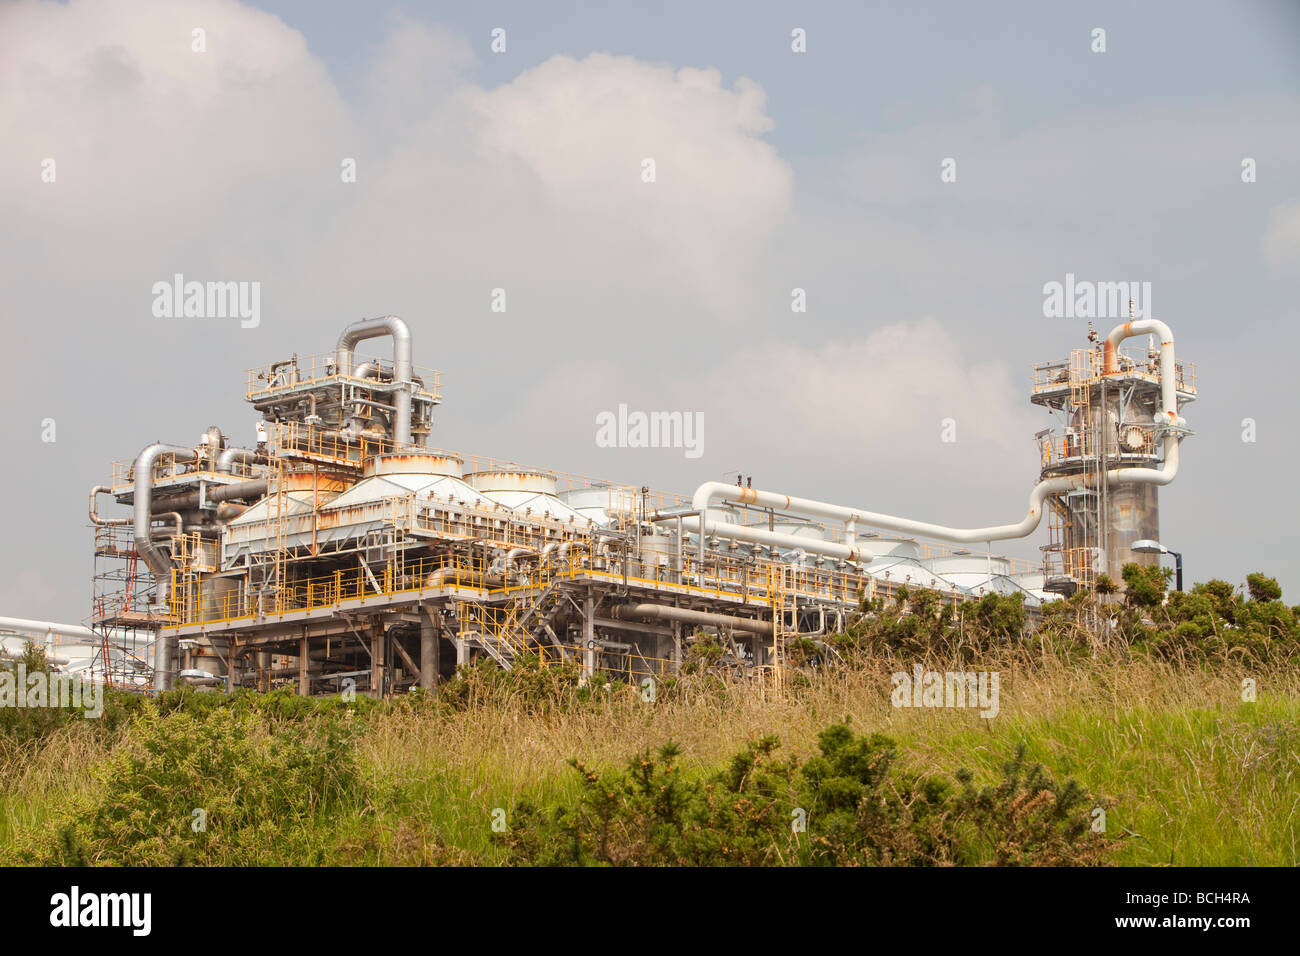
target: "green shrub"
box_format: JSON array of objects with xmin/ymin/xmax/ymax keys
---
[
  {"xmin": 496, "ymin": 723, "xmax": 1111, "ymax": 867},
  {"xmin": 19, "ymin": 701, "xmax": 365, "ymax": 866}
]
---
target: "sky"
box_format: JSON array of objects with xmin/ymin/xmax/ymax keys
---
[{"xmin": 1, "ymin": 0, "xmax": 1297, "ymax": 622}]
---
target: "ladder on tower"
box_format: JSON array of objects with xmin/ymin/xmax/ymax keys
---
[
  {"xmin": 253, "ymin": 456, "xmax": 291, "ymax": 616},
  {"xmin": 769, "ymin": 562, "xmax": 795, "ymax": 688}
]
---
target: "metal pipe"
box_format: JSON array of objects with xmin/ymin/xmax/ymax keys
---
[
  {"xmin": 89, "ymin": 485, "xmax": 130, "ymax": 526},
  {"xmin": 133, "ymin": 443, "xmax": 197, "ymax": 582},
  {"xmin": 691, "ymin": 319, "xmax": 1185, "ymax": 547},
  {"xmin": 503, "ymin": 547, "xmax": 534, "ymax": 572},
  {"xmin": 349, "ymin": 397, "xmax": 396, "ymax": 413},
  {"xmin": 612, "ymin": 603, "xmax": 774, "ymax": 636},
  {"xmin": 677, "ymin": 515, "xmax": 873, "ymax": 564},
  {"xmin": 215, "ymin": 446, "xmax": 265, "ymax": 474},
  {"xmin": 1104, "ymin": 318, "xmax": 1178, "ymax": 422},
  {"xmin": 149, "ymin": 478, "xmax": 269, "ymax": 512},
  {"xmin": 0, "ymin": 616, "xmax": 96, "ymax": 642},
  {"xmin": 153, "ymin": 512, "xmax": 184, "ymax": 539},
  {"xmin": 335, "ymin": 316, "xmax": 413, "ymax": 445}
]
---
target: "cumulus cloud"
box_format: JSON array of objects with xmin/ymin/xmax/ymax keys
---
[
  {"xmin": 501, "ymin": 319, "xmax": 1040, "ymax": 533},
  {"xmin": 0, "ymin": 0, "xmax": 346, "ymax": 273},
  {"xmin": 0, "ymin": 0, "xmax": 1296, "ymax": 618}
]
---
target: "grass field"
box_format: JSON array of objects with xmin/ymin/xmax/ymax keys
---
[{"xmin": 2, "ymin": 646, "xmax": 1295, "ymax": 866}]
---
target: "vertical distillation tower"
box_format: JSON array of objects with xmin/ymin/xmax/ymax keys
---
[{"xmin": 1032, "ymin": 322, "xmax": 1196, "ymax": 594}]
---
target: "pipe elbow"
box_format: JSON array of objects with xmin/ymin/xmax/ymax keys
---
[
  {"xmin": 215, "ymin": 446, "xmax": 266, "ymax": 474},
  {"xmin": 691, "ymin": 480, "xmax": 733, "ymax": 513},
  {"xmin": 337, "ymin": 314, "xmax": 410, "ymax": 350}
]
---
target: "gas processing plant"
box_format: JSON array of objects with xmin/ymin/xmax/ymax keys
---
[{"xmin": 86, "ymin": 315, "xmax": 1195, "ymax": 693}]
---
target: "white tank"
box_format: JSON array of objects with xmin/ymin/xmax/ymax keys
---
[
  {"xmin": 923, "ymin": 553, "xmax": 1013, "ymax": 590},
  {"xmin": 557, "ymin": 487, "xmax": 621, "ymax": 526},
  {"xmin": 863, "ymin": 537, "xmax": 920, "ymax": 559},
  {"xmin": 465, "ymin": 471, "xmax": 589, "ymax": 525},
  {"xmin": 364, "ymin": 452, "xmax": 463, "ymax": 479}
]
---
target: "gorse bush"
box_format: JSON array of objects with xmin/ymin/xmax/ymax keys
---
[
  {"xmin": 496, "ymin": 723, "xmax": 1112, "ymax": 866},
  {"xmin": 832, "ymin": 589, "xmax": 1028, "ymax": 661},
  {"xmin": 18, "ymin": 696, "xmax": 366, "ymax": 866}
]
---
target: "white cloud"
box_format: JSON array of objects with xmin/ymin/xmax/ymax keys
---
[{"xmin": 0, "ymin": 0, "xmax": 1297, "ymax": 617}]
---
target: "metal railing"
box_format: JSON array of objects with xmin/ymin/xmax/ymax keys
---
[
  {"xmin": 245, "ymin": 350, "xmax": 442, "ymax": 402},
  {"xmin": 109, "ymin": 455, "xmax": 266, "ymax": 493},
  {"xmin": 1032, "ymin": 346, "xmax": 1196, "ymax": 395}
]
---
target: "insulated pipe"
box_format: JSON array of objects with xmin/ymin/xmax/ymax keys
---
[
  {"xmin": 134, "ymin": 443, "xmax": 197, "ymax": 582},
  {"xmin": 335, "ymin": 316, "xmax": 413, "ymax": 445},
  {"xmin": 677, "ymin": 515, "xmax": 873, "ymax": 564},
  {"xmin": 215, "ymin": 446, "xmax": 266, "ymax": 474},
  {"xmin": 424, "ymin": 568, "xmax": 506, "ymax": 589},
  {"xmin": 690, "ymin": 319, "xmax": 1185, "ymax": 547},
  {"xmin": 1104, "ymin": 318, "xmax": 1178, "ymax": 424},
  {"xmin": 0, "ymin": 616, "xmax": 96, "ymax": 642},
  {"xmin": 355, "ymin": 361, "xmax": 425, "ymax": 390},
  {"xmin": 89, "ymin": 486, "xmax": 131, "ymax": 526},
  {"xmin": 503, "ymin": 548, "xmax": 534, "ymax": 573},
  {"xmin": 612, "ymin": 604, "xmax": 774, "ymax": 636},
  {"xmin": 148, "ymin": 478, "xmax": 269, "ymax": 513},
  {"xmin": 153, "ymin": 512, "xmax": 184, "ymax": 539}
]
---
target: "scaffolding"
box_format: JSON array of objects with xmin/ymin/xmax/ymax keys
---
[{"xmin": 90, "ymin": 525, "xmax": 157, "ymax": 688}]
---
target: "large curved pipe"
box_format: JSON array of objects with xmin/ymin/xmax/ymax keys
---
[
  {"xmin": 133, "ymin": 443, "xmax": 197, "ymax": 583},
  {"xmin": 503, "ymin": 548, "xmax": 534, "ymax": 573},
  {"xmin": 215, "ymin": 446, "xmax": 265, "ymax": 474},
  {"xmin": 691, "ymin": 320, "xmax": 1185, "ymax": 548},
  {"xmin": 89, "ymin": 486, "xmax": 130, "ymax": 526},
  {"xmin": 335, "ymin": 316, "xmax": 413, "ymax": 445},
  {"xmin": 1104, "ymin": 318, "xmax": 1178, "ymax": 423}
]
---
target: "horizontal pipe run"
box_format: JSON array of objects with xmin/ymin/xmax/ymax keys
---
[
  {"xmin": 690, "ymin": 320, "xmax": 1185, "ymax": 548},
  {"xmin": 613, "ymin": 603, "xmax": 774, "ymax": 636},
  {"xmin": 0, "ymin": 616, "xmax": 96, "ymax": 642},
  {"xmin": 677, "ymin": 515, "xmax": 872, "ymax": 564},
  {"xmin": 150, "ymin": 479, "xmax": 269, "ymax": 513}
]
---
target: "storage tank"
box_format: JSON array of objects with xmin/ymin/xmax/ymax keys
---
[
  {"xmin": 465, "ymin": 470, "xmax": 592, "ymax": 526},
  {"xmin": 364, "ymin": 452, "xmax": 463, "ymax": 479},
  {"xmin": 557, "ymin": 486, "xmax": 621, "ymax": 526}
]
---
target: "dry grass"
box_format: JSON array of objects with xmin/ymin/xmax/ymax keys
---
[
  {"xmin": 4, "ymin": 646, "xmax": 1296, "ymax": 865},
  {"xmin": 358, "ymin": 649, "xmax": 1300, "ymax": 864}
]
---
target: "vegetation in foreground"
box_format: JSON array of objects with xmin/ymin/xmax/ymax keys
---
[{"xmin": 0, "ymin": 568, "xmax": 1296, "ymax": 866}]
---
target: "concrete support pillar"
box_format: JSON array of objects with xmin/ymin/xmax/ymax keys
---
[
  {"xmin": 258, "ymin": 650, "xmax": 271, "ymax": 693},
  {"xmin": 227, "ymin": 649, "xmax": 240, "ymax": 694},
  {"xmin": 298, "ymin": 635, "xmax": 309, "ymax": 696},
  {"xmin": 152, "ymin": 633, "xmax": 172, "ymax": 692},
  {"xmin": 419, "ymin": 618, "xmax": 438, "ymax": 690},
  {"xmin": 582, "ymin": 594, "xmax": 595, "ymax": 682},
  {"xmin": 370, "ymin": 627, "xmax": 386, "ymax": 698}
]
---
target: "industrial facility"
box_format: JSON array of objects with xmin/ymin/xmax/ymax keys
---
[{"xmin": 82, "ymin": 314, "xmax": 1194, "ymax": 694}]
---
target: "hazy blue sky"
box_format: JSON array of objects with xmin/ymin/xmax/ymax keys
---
[{"xmin": 1, "ymin": 0, "xmax": 1297, "ymax": 620}]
